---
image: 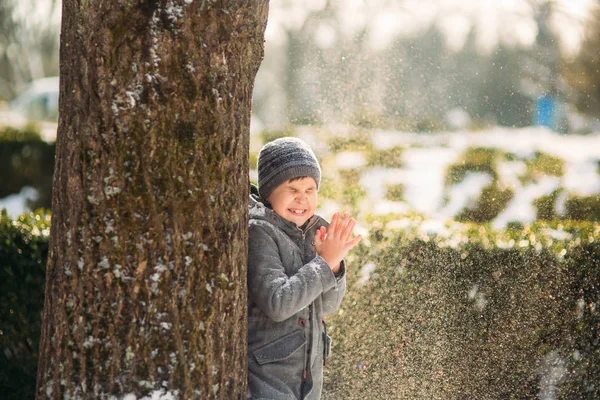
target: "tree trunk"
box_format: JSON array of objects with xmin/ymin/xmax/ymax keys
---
[{"xmin": 36, "ymin": 1, "xmax": 268, "ymax": 398}]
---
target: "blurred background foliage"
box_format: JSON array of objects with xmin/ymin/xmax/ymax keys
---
[
  {"xmin": 0, "ymin": 0, "xmax": 59, "ymax": 101},
  {"xmin": 0, "ymin": 1, "xmax": 599, "ymax": 131},
  {"xmin": 251, "ymin": 0, "xmax": 600, "ymax": 132},
  {"xmin": 0, "ymin": 126, "xmax": 55, "ymax": 210}
]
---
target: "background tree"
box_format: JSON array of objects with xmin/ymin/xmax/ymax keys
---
[
  {"xmin": 35, "ymin": 1, "xmax": 268, "ymax": 398},
  {"xmin": 478, "ymin": 44, "xmax": 532, "ymax": 128},
  {"xmin": 0, "ymin": 0, "xmax": 60, "ymax": 100},
  {"xmin": 565, "ymin": 1, "xmax": 600, "ymax": 119}
]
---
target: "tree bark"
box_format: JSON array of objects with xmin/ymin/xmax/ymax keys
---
[{"xmin": 36, "ymin": 1, "xmax": 268, "ymax": 398}]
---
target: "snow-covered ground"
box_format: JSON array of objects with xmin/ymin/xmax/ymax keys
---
[
  {"xmin": 285, "ymin": 126, "xmax": 600, "ymax": 231},
  {"xmin": 363, "ymin": 127, "xmax": 600, "ymax": 215},
  {"xmin": 3, "ymin": 126, "xmax": 600, "ymax": 229},
  {"xmin": 0, "ymin": 186, "xmax": 39, "ymax": 218}
]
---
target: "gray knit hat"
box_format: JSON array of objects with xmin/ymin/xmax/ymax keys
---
[{"xmin": 257, "ymin": 137, "xmax": 321, "ymax": 200}]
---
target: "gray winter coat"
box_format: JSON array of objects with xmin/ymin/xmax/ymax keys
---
[{"xmin": 247, "ymin": 193, "xmax": 346, "ymax": 400}]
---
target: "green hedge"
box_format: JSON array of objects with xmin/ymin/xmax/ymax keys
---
[
  {"xmin": 456, "ymin": 182, "xmax": 514, "ymax": 223},
  {"xmin": 0, "ymin": 210, "xmax": 50, "ymax": 400},
  {"xmin": 324, "ymin": 219, "xmax": 600, "ymax": 399},
  {"xmin": 3, "ymin": 208, "xmax": 600, "ymax": 399},
  {"xmin": 534, "ymin": 191, "xmax": 600, "ymax": 222},
  {"xmin": 444, "ymin": 147, "xmax": 501, "ymax": 185},
  {"xmin": 0, "ymin": 126, "xmax": 55, "ymax": 210},
  {"xmin": 565, "ymin": 195, "xmax": 600, "ymax": 221}
]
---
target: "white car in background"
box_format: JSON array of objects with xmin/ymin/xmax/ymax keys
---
[{"xmin": 0, "ymin": 76, "xmax": 59, "ymax": 142}]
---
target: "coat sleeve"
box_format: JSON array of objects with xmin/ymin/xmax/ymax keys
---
[
  {"xmin": 321, "ymin": 259, "xmax": 347, "ymax": 315},
  {"xmin": 248, "ymin": 223, "xmax": 338, "ymax": 322}
]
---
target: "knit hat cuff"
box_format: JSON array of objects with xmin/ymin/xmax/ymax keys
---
[{"xmin": 259, "ymin": 164, "xmax": 321, "ymax": 200}]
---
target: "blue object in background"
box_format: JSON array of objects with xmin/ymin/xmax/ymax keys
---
[{"xmin": 534, "ymin": 94, "xmax": 554, "ymax": 128}]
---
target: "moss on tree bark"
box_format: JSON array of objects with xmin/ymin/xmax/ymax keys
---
[{"xmin": 36, "ymin": 1, "xmax": 268, "ymax": 398}]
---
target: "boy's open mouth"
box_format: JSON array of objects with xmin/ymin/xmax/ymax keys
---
[{"xmin": 288, "ymin": 209, "xmax": 306, "ymax": 215}]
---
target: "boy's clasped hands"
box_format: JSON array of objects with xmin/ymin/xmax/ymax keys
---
[{"xmin": 314, "ymin": 212, "xmax": 362, "ymax": 274}]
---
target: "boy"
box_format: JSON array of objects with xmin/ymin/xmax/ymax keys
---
[{"xmin": 248, "ymin": 137, "xmax": 362, "ymax": 399}]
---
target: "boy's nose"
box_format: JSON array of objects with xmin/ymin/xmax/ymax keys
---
[{"xmin": 295, "ymin": 193, "xmax": 307, "ymax": 202}]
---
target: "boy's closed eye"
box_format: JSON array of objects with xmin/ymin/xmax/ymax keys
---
[{"xmin": 289, "ymin": 188, "xmax": 315, "ymax": 194}]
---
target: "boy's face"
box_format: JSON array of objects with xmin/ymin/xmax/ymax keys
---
[{"xmin": 267, "ymin": 177, "xmax": 318, "ymax": 227}]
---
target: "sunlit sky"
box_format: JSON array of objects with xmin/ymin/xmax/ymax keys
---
[
  {"xmin": 267, "ymin": 0, "xmax": 596, "ymax": 57},
  {"xmin": 14, "ymin": 0, "xmax": 596, "ymax": 57},
  {"xmin": 12, "ymin": 0, "xmax": 60, "ymax": 31}
]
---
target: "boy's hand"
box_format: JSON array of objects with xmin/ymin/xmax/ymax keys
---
[{"xmin": 314, "ymin": 212, "xmax": 362, "ymax": 273}]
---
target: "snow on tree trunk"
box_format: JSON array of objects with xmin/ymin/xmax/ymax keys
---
[{"xmin": 36, "ymin": 1, "xmax": 268, "ymax": 398}]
